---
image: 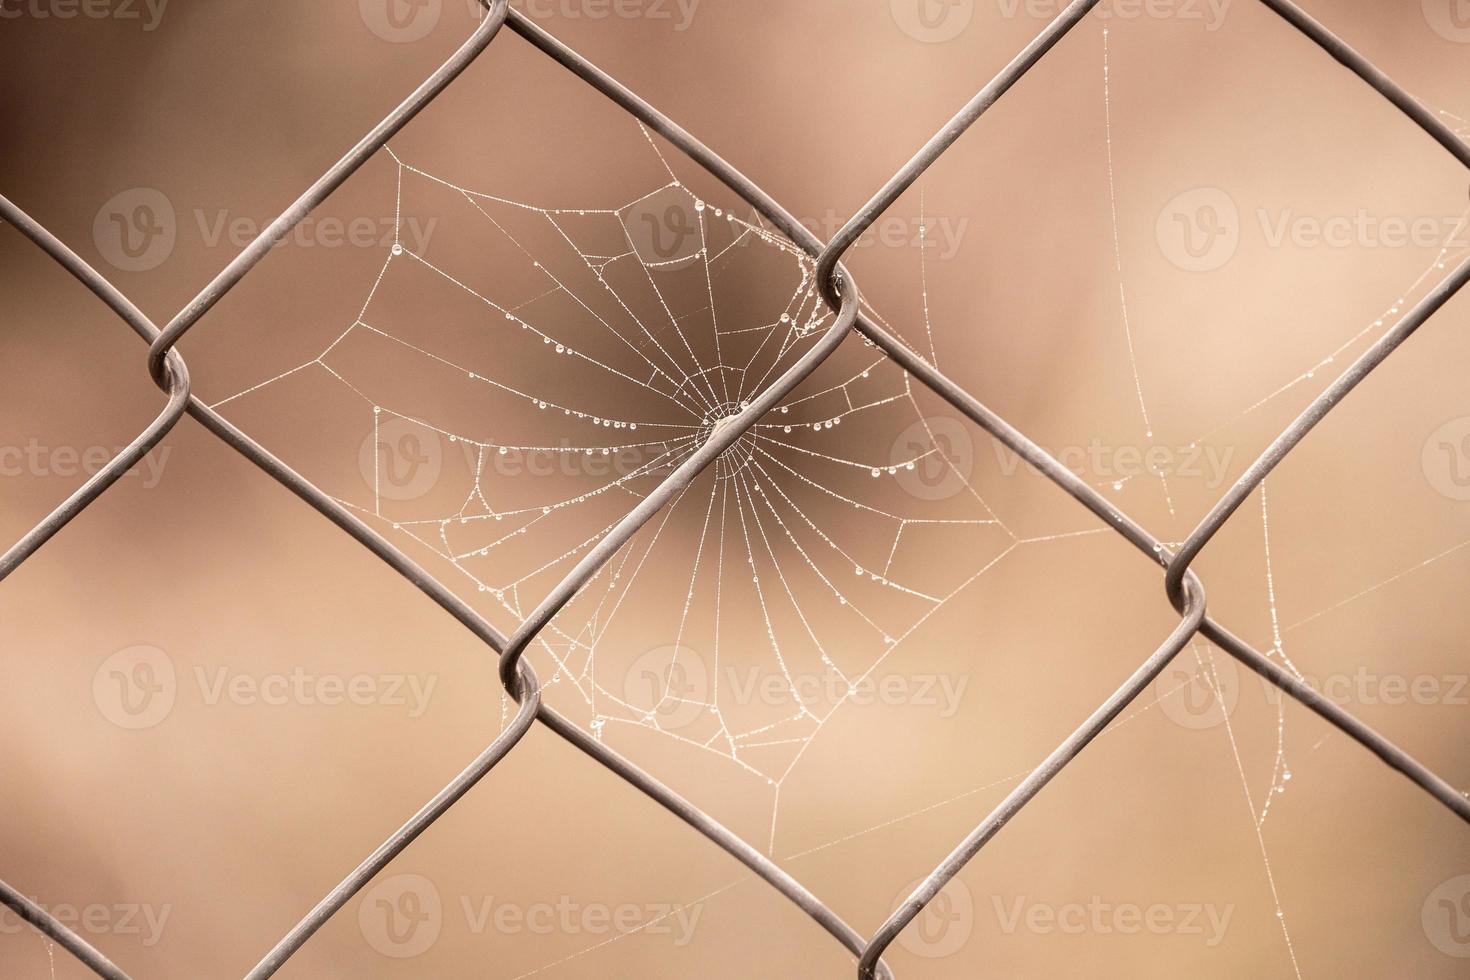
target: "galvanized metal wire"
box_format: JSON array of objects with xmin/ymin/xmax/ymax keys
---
[{"xmin": 3, "ymin": 1, "xmax": 1467, "ymax": 976}]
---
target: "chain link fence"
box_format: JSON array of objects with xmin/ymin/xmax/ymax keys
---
[{"xmin": 2, "ymin": 0, "xmax": 1467, "ymax": 976}]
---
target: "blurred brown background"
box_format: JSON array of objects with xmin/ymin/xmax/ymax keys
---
[{"xmin": 3, "ymin": 1, "xmax": 1470, "ymax": 977}]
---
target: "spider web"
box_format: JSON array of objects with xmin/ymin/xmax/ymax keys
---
[
  {"xmin": 210, "ymin": 123, "xmax": 1017, "ymax": 807},
  {"xmin": 197, "ymin": 29, "xmax": 1470, "ymax": 975}
]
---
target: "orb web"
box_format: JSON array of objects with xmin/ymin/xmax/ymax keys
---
[{"xmin": 209, "ymin": 122, "xmax": 1011, "ymax": 799}]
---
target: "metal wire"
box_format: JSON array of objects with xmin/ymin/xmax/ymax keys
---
[
  {"xmin": 244, "ymin": 660, "xmax": 544, "ymax": 980},
  {"xmin": 0, "ymin": 196, "xmax": 191, "ymax": 584},
  {"xmin": 3, "ymin": 1, "xmax": 1467, "ymax": 976},
  {"xmin": 0, "ymin": 879, "xmax": 131, "ymax": 980}
]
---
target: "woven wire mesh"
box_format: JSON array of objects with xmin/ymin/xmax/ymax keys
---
[{"xmin": 2, "ymin": 1, "xmax": 1467, "ymax": 976}]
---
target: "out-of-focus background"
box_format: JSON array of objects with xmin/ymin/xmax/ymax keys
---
[{"xmin": 3, "ymin": 1, "xmax": 1470, "ymax": 976}]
